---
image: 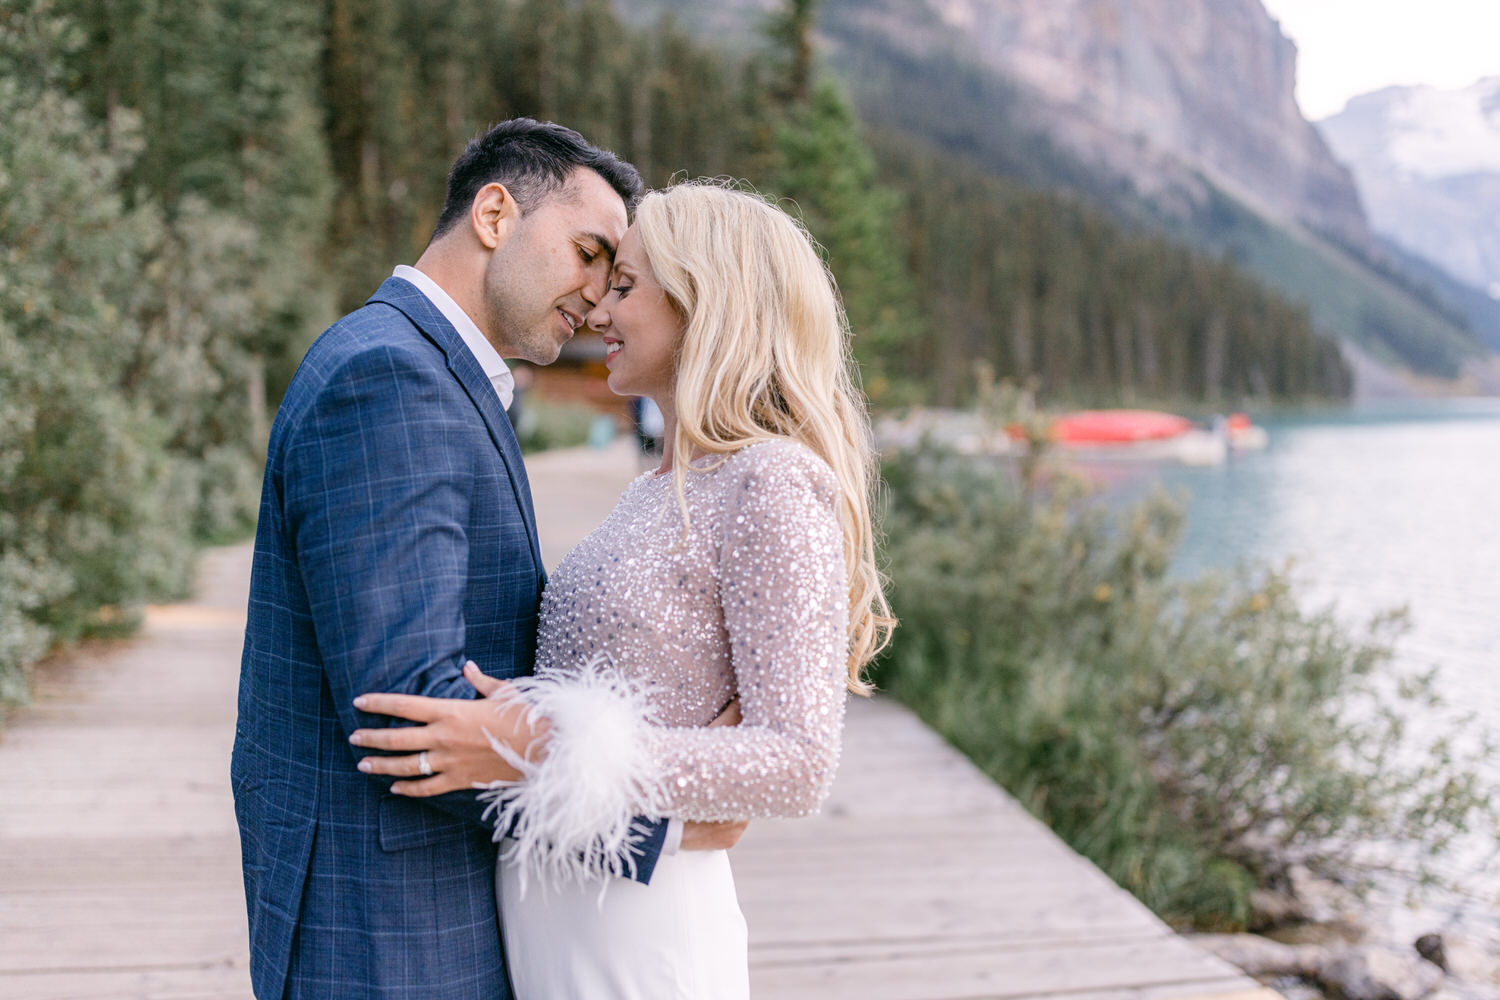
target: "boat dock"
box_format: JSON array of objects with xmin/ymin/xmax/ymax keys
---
[{"xmin": 0, "ymin": 439, "xmax": 1276, "ymax": 999}]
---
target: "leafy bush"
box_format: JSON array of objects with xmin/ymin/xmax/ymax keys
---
[
  {"xmin": 873, "ymin": 447, "xmax": 1495, "ymax": 929},
  {"xmin": 516, "ymin": 399, "xmax": 599, "ymax": 454},
  {"xmin": 0, "ymin": 2, "xmax": 328, "ymax": 712},
  {"xmin": 1, "ymin": 9, "xmax": 183, "ymax": 698}
]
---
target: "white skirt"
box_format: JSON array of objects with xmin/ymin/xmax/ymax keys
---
[{"xmin": 498, "ymin": 845, "xmax": 749, "ymax": 1000}]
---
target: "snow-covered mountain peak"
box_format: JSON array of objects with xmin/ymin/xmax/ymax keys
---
[
  {"xmin": 1320, "ymin": 76, "xmax": 1500, "ymax": 297},
  {"xmin": 1342, "ymin": 76, "xmax": 1500, "ymax": 180}
]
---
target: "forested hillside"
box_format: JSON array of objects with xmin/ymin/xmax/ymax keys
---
[
  {"xmin": 878, "ymin": 137, "xmax": 1351, "ymax": 404},
  {"xmin": 1, "ymin": 0, "xmax": 1349, "ymax": 696},
  {"xmin": 809, "ymin": 0, "xmax": 1489, "ymax": 380},
  {"xmin": 616, "ymin": 0, "xmax": 1491, "ymax": 380}
]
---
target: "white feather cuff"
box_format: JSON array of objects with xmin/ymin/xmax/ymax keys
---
[{"xmin": 476, "ymin": 655, "xmax": 667, "ymax": 892}]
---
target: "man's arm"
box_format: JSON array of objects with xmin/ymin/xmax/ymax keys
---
[{"xmin": 284, "ymin": 344, "xmax": 497, "ymax": 827}]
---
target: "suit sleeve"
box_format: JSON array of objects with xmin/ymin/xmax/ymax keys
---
[
  {"xmin": 283, "ymin": 345, "xmax": 495, "ymax": 828},
  {"xmin": 281, "ymin": 343, "xmax": 670, "ymax": 878}
]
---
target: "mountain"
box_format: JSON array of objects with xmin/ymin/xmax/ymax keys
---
[
  {"xmin": 838, "ymin": 0, "xmax": 1369, "ymax": 247},
  {"xmin": 1378, "ymin": 237, "xmax": 1500, "ymax": 355},
  {"xmin": 621, "ymin": 0, "xmax": 1369, "ymax": 246},
  {"xmin": 614, "ymin": 0, "xmax": 1491, "ymax": 382},
  {"xmin": 1318, "ymin": 78, "xmax": 1500, "ymax": 304},
  {"xmin": 820, "ymin": 0, "xmax": 1493, "ymax": 381}
]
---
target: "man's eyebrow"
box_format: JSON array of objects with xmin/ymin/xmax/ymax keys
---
[{"xmin": 584, "ymin": 231, "xmax": 618, "ymax": 260}]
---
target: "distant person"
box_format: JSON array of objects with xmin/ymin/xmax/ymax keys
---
[
  {"xmin": 351, "ymin": 181, "xmax": 894, "ymax": 997},
  {"xmin": 232, "ymin": 120, "xmax": 743, "ymax": 1000},
  {"xmin": 631, "ymin": 393, "xmax": 665, "ymax": 465}
]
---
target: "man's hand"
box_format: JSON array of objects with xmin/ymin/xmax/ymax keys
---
[
  {"xmin": 681, "ymin": 699, "xmax": 749, "ymax": 848},
  {"xmin": 708, "ymin": 698, "xmax": 742, "ymax": 727},
  {"xmin": 680, "ymin": 820, "xmax": 749, "ymax": 851}
]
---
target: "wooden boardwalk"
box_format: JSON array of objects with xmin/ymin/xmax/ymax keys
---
[{"xmin": 0, "ymin": 440, "xmax": 1275, "ymax": 999}]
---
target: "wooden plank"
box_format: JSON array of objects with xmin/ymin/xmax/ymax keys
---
[
  {"xmin": 0, "ymin": 964, "xmax": 252, "ymax": 1000},
  {"xmin": 748, "ymin": 935, "xmax": 1251, "ymax": 1000},
  {"xmin": 0, "ymin": 544, "xmax": 255, "ymax": 1000}
]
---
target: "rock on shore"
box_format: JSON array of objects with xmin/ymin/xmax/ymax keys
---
[{"xmin": 1190, "ymin": 932, "xmax": 1500, "ymax": 1000}]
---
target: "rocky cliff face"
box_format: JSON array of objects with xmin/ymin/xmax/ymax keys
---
[
  {"xmin": 1319, "ymin": 79, "xmax": 1500, "ymax": 298},
  {"xmin": 857, "ymin": 0, "xmax": 1370, "ymax": 244},
  {"xmin": 618, "ymin": 0, "xmax": 1371, "ymax": 245}
]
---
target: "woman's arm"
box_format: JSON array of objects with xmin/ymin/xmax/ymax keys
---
[
  {"xmin": 634, "ymin": 444, "xmax": 850, "ymax": 821},
  {"xmin": 348, "ymin": 669, "xmax": 743, "ymax": 786}
]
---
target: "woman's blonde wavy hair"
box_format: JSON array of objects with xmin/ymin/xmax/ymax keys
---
[{"xmin": 633, "ymin": 180, "xmax": 894, "ymax": 692}]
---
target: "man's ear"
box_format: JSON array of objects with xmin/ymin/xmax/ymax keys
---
[{"xmin": 471, "ymin": 182, "xmax": 519, "ymax": 250}]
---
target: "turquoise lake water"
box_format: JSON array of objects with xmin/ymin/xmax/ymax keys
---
[{"xmin": 1080, "ymin": 398, "xmax": 1500, "ymax": 944}]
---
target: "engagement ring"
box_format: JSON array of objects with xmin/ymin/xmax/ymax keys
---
[{"xmin": 418, "ymin": 751, "xmax": 433, "ymax": 777}]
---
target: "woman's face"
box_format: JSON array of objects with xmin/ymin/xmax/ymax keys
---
[{"xmin": 587, "ymin": 226, "xmax": 684, "ymax": 403}]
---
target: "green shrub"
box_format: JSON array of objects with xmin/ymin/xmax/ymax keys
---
[
  {"xmin": 516, "ymin": 399, "xmax": 599, "ymax": 454},
  {"xmin": 873, "ymin": 448, "xmax": 1495, "ymax": 929},
  {"xmin": 1, "ymin": 10, "xmax": 177, "ymax": 701},
  {"xmin": 0, "ymin": 2, "xmax": 316, "ymax": 712}
]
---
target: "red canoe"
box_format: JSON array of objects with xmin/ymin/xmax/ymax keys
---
[{"xmin": 1048, "ymin": 410, "xmax": 1194, "ymax": 445}]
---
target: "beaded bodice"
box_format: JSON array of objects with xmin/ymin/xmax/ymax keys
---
[{"xmin": 534, "ymin": 439, "xmax": 850, "ymax": 822}]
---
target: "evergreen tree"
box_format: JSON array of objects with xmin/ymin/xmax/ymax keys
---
[
  {"xmin": 765, "ymin": 0, "xmax": 815, "ymax": 103},
  {"xmin": 756, "ymin": 2, "xmax": 927, "ymax": 401},
  {"xmin": 0, "ymin": 1, "xmax": 195, "ymax": 687},
  {"xmin": 58, "ymin": 0, "xmax": 334, "ymax": 524}
]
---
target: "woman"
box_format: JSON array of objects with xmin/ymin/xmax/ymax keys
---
[{"xmin": 349, "ymin": 181, "xmax": 892, "ymax": 997}]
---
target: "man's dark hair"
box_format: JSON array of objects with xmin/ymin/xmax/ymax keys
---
[{"xmin": 430, "ymin": 118, "xmax": 643, "ymax": 241}]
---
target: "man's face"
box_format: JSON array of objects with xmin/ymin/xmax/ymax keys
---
[{"xmin": 481, "ymin": 167, "xmax": 628, "ymax": 364}]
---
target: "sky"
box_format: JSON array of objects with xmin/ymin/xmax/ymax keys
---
[{"xmin": 1258, "ymin": 0, "xmax": 1500, "ymax": 120}]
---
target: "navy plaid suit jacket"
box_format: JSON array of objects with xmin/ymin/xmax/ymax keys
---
[{"xmin": 232, "ymin": 277, "xmax": 667, "ymax": 999}]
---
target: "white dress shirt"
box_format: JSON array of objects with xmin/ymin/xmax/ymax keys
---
[{"xmin": 393, "ymin": 265, "xmax": 515, "ymax": 408}]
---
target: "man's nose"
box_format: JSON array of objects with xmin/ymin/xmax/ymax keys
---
[{"xmin": 582, "ymin": 272, "xmax": 609, "ymax": 308}]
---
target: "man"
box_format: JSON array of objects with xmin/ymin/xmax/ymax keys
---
[{"xmin": 232, "ymin": 119, "xmax": 736, "ymax": 1000}]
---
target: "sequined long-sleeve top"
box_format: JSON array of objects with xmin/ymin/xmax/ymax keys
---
[{"xmin": 532, "ymin": 438, "xmax": 850, "ymax": 823}]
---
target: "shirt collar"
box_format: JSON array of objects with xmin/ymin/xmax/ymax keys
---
[{"xmin": 392, "ymin": 265, "xmax": 514, "ymax": 407}]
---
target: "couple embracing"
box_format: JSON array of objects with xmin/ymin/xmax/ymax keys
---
[{"xmin": 231, "ymin": 118, "xmax": 892, "ymax": 999}]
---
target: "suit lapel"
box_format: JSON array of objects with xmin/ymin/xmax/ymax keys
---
[{"xmin": 367, "ymin": 277, "xmax": 545, "ymax": 574}]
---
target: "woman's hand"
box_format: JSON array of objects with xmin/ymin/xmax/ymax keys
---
[{"xmin": 349, "ymin": 662, "xmax": 550, "ymax": 796}]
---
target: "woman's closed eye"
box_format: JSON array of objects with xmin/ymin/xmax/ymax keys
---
[{"xmin": 611, "ymin": 282, "xmax": 634, "ymax": 298}]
